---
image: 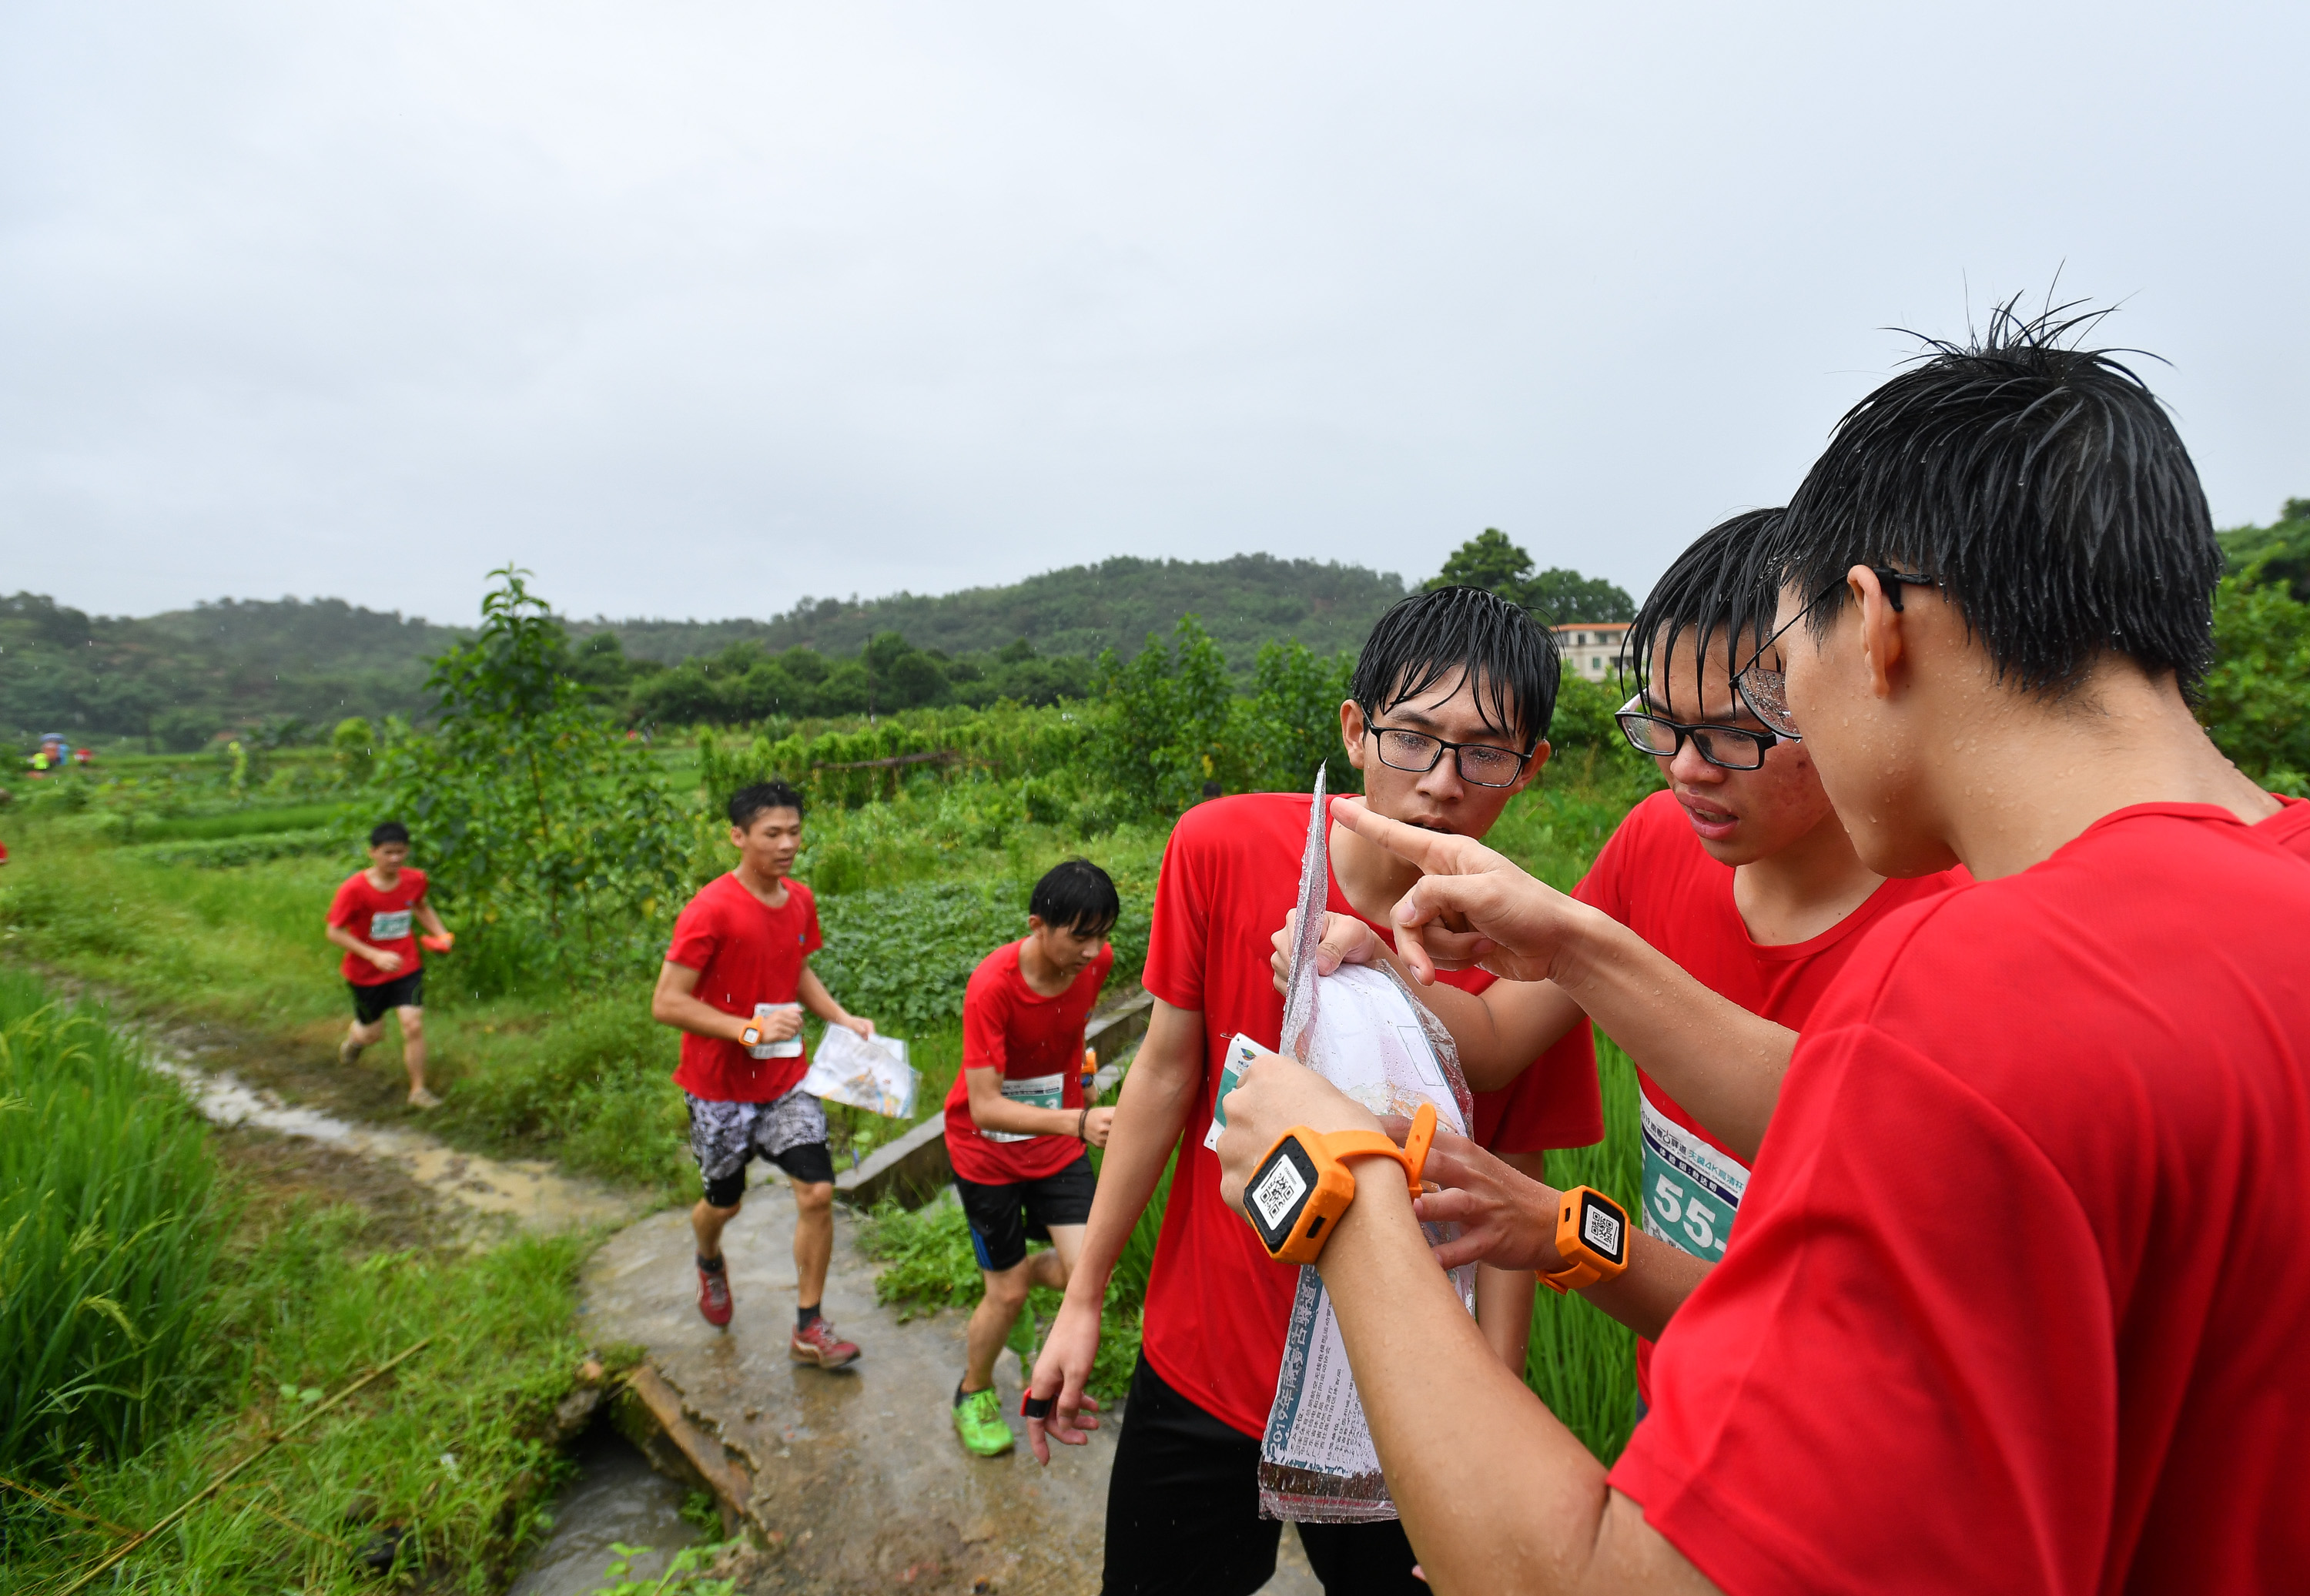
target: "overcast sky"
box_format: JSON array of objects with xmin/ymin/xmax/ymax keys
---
[{"xmin": 4, "ymin": 2, "xmax": 2304, "ymax": 627}]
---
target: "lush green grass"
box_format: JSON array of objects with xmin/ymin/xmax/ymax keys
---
[
  {"xmin": 0, "ymin": 972, "xmax": 599, "ymax": 1594},
  {"xmin": 125, "ymin": 800, "xmax": 350, "ymax": 844},
  {"xmin": 0, "ymin": 972, "xmax": 231, "ymax": 1475}
]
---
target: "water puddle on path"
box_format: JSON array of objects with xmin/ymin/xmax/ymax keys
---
[{"xmin": 145, "ymin": 1051, "xmax": 644, "ymax": 1233}]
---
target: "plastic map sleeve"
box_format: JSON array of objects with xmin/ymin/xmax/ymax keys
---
[
  {"xmin": 1257, "ymin": 765, "xmax": 1477, "ymax": 1524},
  {"xmin": 800, "ymin": 1028, "xmax": 918, "ymax": 1119}
]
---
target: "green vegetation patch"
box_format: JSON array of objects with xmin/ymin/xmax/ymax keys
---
[{"xmin": 0, "ymin": 970, "xmax": 595, "ymax": 1593}]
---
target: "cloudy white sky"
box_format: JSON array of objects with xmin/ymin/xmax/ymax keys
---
[{"xmin": 3, "ymin": 2, "xmax": 2303, "ymax": 627}]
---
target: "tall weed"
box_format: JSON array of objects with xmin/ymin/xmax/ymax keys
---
[{"xmin": 0, "ymin": 971, "xmax": 229, "ymax": 1476}]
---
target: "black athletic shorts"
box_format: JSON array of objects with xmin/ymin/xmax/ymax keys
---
[
  {"xmin": 685, "ymin": 1089, "xmax": 837, "ymax": 1206},
  {"xmin": 349, "ymin": 969, "xmax": 424, "ymax": 1026},
  {"xmin": 1103, "ymin": 1353, "xmax": 1426, "ymax": 1596},
  {"xmin": 953, "ymin": 1154, "xmax": 1096, "ymax": 1274}
]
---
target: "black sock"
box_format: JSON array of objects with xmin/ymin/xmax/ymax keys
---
[
  {"xmin": 796, "ymin": 1303, "xmax": 821, "ymax": 1330},
  {"xmin": 696, "ymin": 1253, "xmax": 725, "ymax": 1273},
  {"xmin": 954, "ymin": 1382, "xmax": 970, "ymax": 1407}
]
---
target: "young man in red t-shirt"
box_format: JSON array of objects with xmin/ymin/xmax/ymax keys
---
[
  {"xmin": 1027, "ymin": 587, "xmax": 1602, "ymax": 1596},
  {"xmin": 326, "ymin": 820, "xmax": 452, "ymax": 1109},
  {"xmin": 942, "ymin": 859, "xmax": 1122, "ymax": 1457},
  {"xmin": 651, "ymin": 781, "xmax": 877, "ymax": 1367},
  {"xmin": 1214, "ymin": 315, "xmax": 2310, "ymax": 1594},
  {"xmin": 1289, "ymin": 511, "xmax": 1964, "ymax": 1405}
]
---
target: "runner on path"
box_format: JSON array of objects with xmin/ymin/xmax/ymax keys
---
[
  {"xmin": 1027, "ymin": 586, "xmax": 1602, "ymax": 1596},
  {"xmin": 943, "ymin": 858, "xmax": 1121, "ymax": 1458},
  {"xmin": 326, "ymin": 820, "xmax": 451, "ymax": 1109},
  {"xmin": 652, "ymin": 779, "xmax": 874, "ymax": 1369}
]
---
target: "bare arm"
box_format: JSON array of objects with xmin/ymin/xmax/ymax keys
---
[
  {"xmin": 413, "ymin": 899, "xmax": 450, "ymax": 939},
  {"xmin": 1025, "ymin": 998, "xmax": 1204, "ymax": 1462},
  {"xmin": 650, "ymin": 960, "xmax": 754, "ymax": 1044},
  {"xmin": 326, "ymin": 922, "xmax": 402, "ymax": 974},
  {"xmin": 796, "ymin": 964, "xmax": 872, "ymax": 1037},
  {"xmin": 962, "ymin": 1066, "xmax": 1113, "ymax": 1143},
  {"xmin": 1218, "ymin": 1057, "xmax": 1719, "ymax": 1596},
  {"xmin": 1334, "ymin": 798, "xmax": 1790, "ymax": 1163}
]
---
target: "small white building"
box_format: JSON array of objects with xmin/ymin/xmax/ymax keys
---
[{"xmin": 1552, "ymin": 621, "xmax": 1633, "ymax": 684}]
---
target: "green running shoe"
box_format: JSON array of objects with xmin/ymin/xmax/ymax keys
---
[{"xmin": 952, "ymin": 1387, "xmax": 1015, "ymax": 1457}]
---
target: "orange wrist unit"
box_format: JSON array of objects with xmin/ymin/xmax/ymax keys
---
[
  {"xmin": 1540, "ymin": 1185, "xmax": 1631, "ymax": 1293},
  {"xmin": 1243, "ymin": 1102, "xmax": 1438, "ymax": 1265}
]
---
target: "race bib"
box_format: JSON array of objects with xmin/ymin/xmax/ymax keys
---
[
  {"xmin": 368, "ymin": 909, "xmax": 413, "ymax": 942},
  {"xmin": 984, "ymin": 1072, "xmax": 1065, "ymax": 1143},
  {"xmin": 1638, "ymin": 1091, "xmax": 1748, "ymax": 1263}
]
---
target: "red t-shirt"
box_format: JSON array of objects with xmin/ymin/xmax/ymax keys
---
[
  {"xmin": 1612, "ymin": 806, "xmax": 2310, "ymax": 1594},
  {"xmin": 1572, "ymin": 790, "xmax": 1962, "ymax": 1402},
  {"xmin": 944, "ymin": 940, "xmax": 1116, "ymax": 1184},
  {"xmin": 327, "ymin": 868, "xmax": 430, "ymax": 986},
  {"xmin": 665, "ymin": 872, "xmax": 824, "ymax": 1103},
  {"xmin": 2261, "ymin": 791, "xmax": 2310, "ymax": 859},
  {"xmin": 1139, "ymin": 793, "xmax": 1604, "ymax": 1439}
]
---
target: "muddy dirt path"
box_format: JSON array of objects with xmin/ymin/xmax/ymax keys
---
[{"xmin": 144, "ymin": 1028, "xmax": 644, "ymax": 1234}]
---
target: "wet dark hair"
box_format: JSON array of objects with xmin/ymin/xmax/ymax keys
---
[
  {"xmin": 1029, "ymin": 858, "xmax": 1120, "ymax": 939},
  {"xmin": 369, "ymin": 821, "xmax": 410, "ymax": 848},
  {"xmin": 728, "ymin": 780, "xmax": 806, "ymax": 831},
  {"xmin": 1350, "ymin": 586, "xmax": 1560, "ymax": 751},
  {"xmin": 1771, "ymin": 299, "xmax": 2221, "ymax": 696},
  {"xmin": 1632, "ymin": 510, "xmax": 1785, "ymax": 707}
]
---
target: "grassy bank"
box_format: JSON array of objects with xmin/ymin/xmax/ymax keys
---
[{"xmin": 0, "ymin": 972, "xmax": 601, "ymax": 1593}]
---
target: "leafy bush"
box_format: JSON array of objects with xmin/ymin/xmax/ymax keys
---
[
  {"xmin": 372, "ymin": 568, "xmax": 691, "ymax": 991},
  {"xmin": 2198, "ymin": 564, "xmax": 2310, "ymax": 796},
  {"xmin": 0, "ymin": 972, "xmax": 230, "ymax": 1476},
  {"xmin": 1090, "ymin": 615, "xmax": 1241, "ymax": 819},
  {"xmin": 812, "ymin": 880, "xmax": 1150, "ymax": 1034}
]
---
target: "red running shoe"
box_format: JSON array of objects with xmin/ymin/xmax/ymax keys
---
[
  {"xmin": 789, "ymin": 1317, "xmax": 860, "ymax": 1368},
  {"xmin": 696, "ymin": 1260, "xmax": 733, "ymax": 1328}
]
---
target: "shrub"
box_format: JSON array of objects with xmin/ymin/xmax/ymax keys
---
[
  {"xmin": 2198, "ymin": 564, "xmax": 2310, "ymax": 796},
  {"xmin": 0, "ymin": 971, "xmax": 230, "ymax": 1476}
]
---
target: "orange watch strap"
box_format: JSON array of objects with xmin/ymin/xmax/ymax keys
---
[{"xmin": 1313, "ymin": 1102, "xmax": 1440, "ymax": 1194}]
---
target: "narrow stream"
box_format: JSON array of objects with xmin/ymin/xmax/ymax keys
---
[{"xmin": 507, "ymin": 1425, "xmax": 703, "ymax": 1595}]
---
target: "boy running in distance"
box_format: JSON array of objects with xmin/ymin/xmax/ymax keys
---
[
  {"xmin": 1215, "ymin": 309, "xmax": 2310, "ymax": 1594},
  {"xmin": 326, "ymin": 820, "xmax": 450, "ymax": 1109},
  {"xmin": 1028, "ymin": 587, "xmax": 1601, "ymax": 1596},
  {"xmin": 652, "ymin": 780, "xmax": 875, "ymax": 1368},
  {"xmin": 943, "ymin": 858, "xmax": 1121, "ymax": 1458},
  {"xmin": 1280, "ymin": 510, "xmax": 1964, "ymax": 1403}
]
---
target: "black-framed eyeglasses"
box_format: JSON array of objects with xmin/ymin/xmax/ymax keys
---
[
  {"xmin": 1613, "ymin": 695, "xmax": 1779, "ymax": 771},
  {"xmin": 1367, "ymin": 724, "xmax": 1533, "ymax": 788},
  {"xmin": 1732, "ymin": 567, "xmax": 1942, "ymax": 739}
]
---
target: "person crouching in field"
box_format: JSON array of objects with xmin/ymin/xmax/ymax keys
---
[
  {"xmin": 942, "ymin": 859, "xmax": 1120, "ymax": 1457},
  {"xmin": 652, "ymin": 780, "xmax": 875, "ymax": 1369},
  {"xmin": 326, "ymin": 821, "xmax": 450, "ymax": 1109}
]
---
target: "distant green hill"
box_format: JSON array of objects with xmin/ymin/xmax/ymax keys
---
[
  {"xmin": 7, "ymin": 543, "xmax": 1657, "ymax": 744},
  {"xmin": 578, "ymin": 553, "xmax": 1411, "ymax": 670}
]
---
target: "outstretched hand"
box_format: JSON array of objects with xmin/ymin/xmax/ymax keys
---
[
  {"xmin": 1329, "ymin": 795, "xmax": 1595, "ymax": 985},
  {"xmin": 1407, "ymin": 1121, "xmax": 1566, "ymax": 1275}
]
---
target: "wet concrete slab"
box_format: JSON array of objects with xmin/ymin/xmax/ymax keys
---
[{"xmin": 579, "ymin": 1189, "xmax": 1322, "ymax": 1596}]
